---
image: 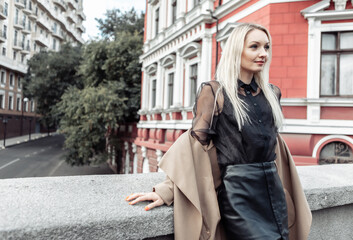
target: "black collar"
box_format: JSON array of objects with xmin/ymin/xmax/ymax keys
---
[{"xmin": 238, "ymin": 78, "xmax": 258, "ymax": 92}]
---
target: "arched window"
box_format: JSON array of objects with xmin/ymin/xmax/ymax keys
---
[
  {"xmin": 180, "ymin": 42, "xmax": 201, "ymax": 107},
  {"xmin": 319, "ymin": 141, "xmax": 353, "ymax": 164}
]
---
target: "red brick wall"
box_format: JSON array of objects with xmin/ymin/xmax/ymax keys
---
[{"xmin": 268, "ymin": 1, "xmax": 320, "ymax": 98}]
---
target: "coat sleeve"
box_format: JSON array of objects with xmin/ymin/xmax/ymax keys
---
[{"xmin": 153, "ymin": 176, "xmax": 174, "ymax": 206}]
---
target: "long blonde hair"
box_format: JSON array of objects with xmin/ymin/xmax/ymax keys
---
[{"xmin": 215, "ymin": 23, "xmax": 283, "ymax": 130}]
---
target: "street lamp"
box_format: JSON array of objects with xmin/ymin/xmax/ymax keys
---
[{"xmin": 20, "ymin": 97, "xmax": 29, "ymax": 136}]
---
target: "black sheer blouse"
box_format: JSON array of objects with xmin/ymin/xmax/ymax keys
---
[{"xmin": 191, "ymin": 79, "xmax": 282, "ymax": 171}]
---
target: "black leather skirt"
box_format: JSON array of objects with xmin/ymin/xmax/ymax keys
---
[{"xmin": 218, "ymin": 161, "xmax": 289, "ymax": 240}]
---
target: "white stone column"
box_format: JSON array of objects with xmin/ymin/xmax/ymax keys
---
[
  {"xmin": 173, "ymin": 50, "xmax": 183, "ymax": 108},
  {"xmin": 155, "ymin": 60, "xmax": 164, "ymax": 109},
  {"xmin": 141, "ymin": 68, "xmax": 148, "ymax": 111},
  {"xmin": 132, "ymin": 143, "xmax": 138, "ymax": 174},
  {"xmin": 141, "ymin": 146, "xmax": 150, "ymax": 173},
  {"xmin": 200, "ymin": 34, "xmax": 212, "ymax": 83},
  {"xmin": 156, "ymin": 149, "xmax": 163, "ymax": 172}
]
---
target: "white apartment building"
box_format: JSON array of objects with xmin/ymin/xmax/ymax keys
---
[{"xmin": 0, "ymin": 0, "xmax": 85, "ymax": 139}]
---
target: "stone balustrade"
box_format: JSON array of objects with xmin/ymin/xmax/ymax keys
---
[{"xmin": 1, "ymin": 164, "xmax": 353, "ymax": 240}]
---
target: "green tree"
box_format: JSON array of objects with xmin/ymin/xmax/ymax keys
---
[
  {"xmin": 24, "ymin": 44, "xmax": 82, "ymax": 128},
  {"xmin": 57, "ymin": 8, "xmax": 143, "ymax": 165},
  {"xmin": 57, "ymin": 82, "xmax": 127, "ymax": 165},
  {"xmin": 95, "ymin": 8, "xmax": 144, "ymax": 40}
]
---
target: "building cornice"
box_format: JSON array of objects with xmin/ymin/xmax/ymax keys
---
[{"xmin": 140, "ymin": 14, "xmax": 212, "ymax": 61}]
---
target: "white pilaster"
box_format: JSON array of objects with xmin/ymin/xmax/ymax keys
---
[
  {"xmin": 156, "ymin": 149, "xmax": 163, "ymax": 172},
  {"xmin": 200, "ymin": 34, "xmax": 213, "ymax": 83},
  {"xmin": 173, "ymin": 50, "xmax": 183, "ymax": 108},
  {"xmin": 160, "ymin": 0, "xmax": 167, "ymax": 31},
  {"xmin": 155, "ymin": 60, "xmax": 164, "ymax": 109},
  {"xmin": 147, "ymin": 3, "xmax": 153, "ymax": 41},
  {"xmin": 132, "ymin": 143, "xmax": 138, "ymax": 174}
]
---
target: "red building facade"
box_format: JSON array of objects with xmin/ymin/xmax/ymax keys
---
[{"xmin": 119, "ymin": 0, "xmax": 353, "ymax": 174}]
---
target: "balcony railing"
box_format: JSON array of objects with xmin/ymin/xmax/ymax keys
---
[{"xmin": 15, "ymin": 0, "xmax": 25, "ymax": 9}]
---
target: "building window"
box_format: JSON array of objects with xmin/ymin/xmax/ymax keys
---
[
  {"xmin": 168, "ymin": 73, "xmax": 174, "ymax": 107},
  {"xmin": 24, "ymin": 101, "xmax": 28, "ymax": 112},
  {"xmin": 151, "ymin": 79, "xmax": 157, "ymax": 108},
  {"xmin": 14, "ymin": 30, "xmax": 18, "ymax": 46},
  {"xmin": 31, "ymin": 100, "xmax": 35, "ymax": 112},
  {"xmin": 3, "ymin": 25, "xmax": 6, "ymax": 39},
  {"xmin": 4, "ymin": 2, "xmax": 8, "ymax": 16},
  {"xmin": 9, "ymin": 74, "xmax": 14, "ymax": 86},
  {"xmin": 18, "ymin": 76, "xmax": 21, "ymax": 89},
  {"xmin": 190, "ymin": 64, "xmax": 198, "ymax": 105},
  {"xmin": 321, "ymin": 31, "xmax": 353, "ymax": 97},
  {"xmin": 53, "ymin": 39, "xmax": 56, "ymax": 50},
  {"xmin": 15, "ymin": 8, "xmax": 19, "ymax": 25},
  {"xmin": 22, "ymin": 15, "xmax": 26, "ymax": 28},
  {"xmin": 21, "ymin": 54, "xmax": 25, "ymax": 63},
  {"xmin": 8, "ymin": 96, "xmax": 13, "ymax": 110},
  {"xmin": 0, "ymin": 71, "xmax": 5, "ymax": 84},
  {"xmin": 13, "ymin": 51, "xmax": 17, "ymax": 60},
  {"xmin": 2, "ymin": 47, "xmax": 6, "ymax": 56},
  {"xmin": 0, "ymin": 94, "xmax": 4, "ymax": 109},
  {"xmin": 155, "ymin": 8, "xmax": 159, "ymax": 37},
  {"xmin": 172, "ymin": 0, "xmax": 177, "ymax": 24},
  {"xmin": 16, "ymin": 97, "xmax": 21, "ymax": 111}
]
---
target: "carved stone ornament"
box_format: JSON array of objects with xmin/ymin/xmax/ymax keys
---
[{"xmin": 333, "ymin": 0, "xmax": 348, "ymax": 11}]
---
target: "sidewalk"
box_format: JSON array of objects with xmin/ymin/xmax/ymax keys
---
[{"xmin": 0, "ymin": 132, "xmax": 57, "ymax": 149}]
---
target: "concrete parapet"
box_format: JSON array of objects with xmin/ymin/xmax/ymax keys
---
[{"xmin": 0, "ymin": 165, "xmax": 353, "ymax": 239}]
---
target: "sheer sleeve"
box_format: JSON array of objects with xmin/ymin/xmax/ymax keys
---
[
  {"xmin": 191, "ymin": 81, "xmax": 223, "ymax": 145},
  {"xmin": 270, "ymin": 84, "xmax": 282, "ymax": 107}
]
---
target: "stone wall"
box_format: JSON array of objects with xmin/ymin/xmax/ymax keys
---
[{"xmin": 0, "ymin": 165, "xmax": 352, "ymax": 239}]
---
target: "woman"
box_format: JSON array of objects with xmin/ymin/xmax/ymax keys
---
[{"xmin": 126, "ymin": 23, "xmax": 310, "ymax": 240}]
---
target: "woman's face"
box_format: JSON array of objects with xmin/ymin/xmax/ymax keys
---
[{"xmin": 240, "ymin": 29, "xmax": 270, "ymax": 75}]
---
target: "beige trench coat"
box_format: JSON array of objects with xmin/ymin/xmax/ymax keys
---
[{"xmin": 154, "ymin": 129, "xmax": 312, "ymax": 240}]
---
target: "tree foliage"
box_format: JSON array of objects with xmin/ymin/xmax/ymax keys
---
[
  {"xmin": 24, "ymin": 44, "xmax": 82, "ymax": 127},
  {"xmin": 56, "ymin": 8, "xmax": 143, "ymax": 165},
  {"xmin": 57, "ymin": 82, "xmax": 127, "ymax": 165},
  {"xmin": 24, "ymin": 8, "xmax": 144, "ymax": 165},
  {"xmin": 95, "ymin": 8, "xmax": 144, "ymax": 40}
]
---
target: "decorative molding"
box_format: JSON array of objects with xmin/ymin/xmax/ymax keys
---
[
  {"xmin": 161, "ymin": 54, "xmax": 176, "ymax": 67},
  {"xmin": 180, "ymin": 42, "xmax": 201, "ymax": 59},
  {"xmin": 333, "ymin": 0, "xmax": 348, "ymax": 11},
  {"xmin": 146, "ymin": 64, "xmax": 157, "ymax": 75},
  {"xmin": 216, "ymin": 22, "xmax": 240, "ymax": 42},
  {"xmin": 312, "ymin": 135, "xmax": 353, "ymax": 158}
]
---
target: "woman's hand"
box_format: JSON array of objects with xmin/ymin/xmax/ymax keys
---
[{"xmin": 125, "ymin": 192, "xmax": 165, "ymax": 211}]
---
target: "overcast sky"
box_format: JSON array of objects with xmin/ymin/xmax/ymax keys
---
[{"xmin": 82, "ymin": 0, "xmax": 146, "ymax": 41}]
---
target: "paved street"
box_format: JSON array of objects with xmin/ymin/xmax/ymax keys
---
[{"xmin": 0, "ymin": 135, "xmax": 114, "ymax": 179}]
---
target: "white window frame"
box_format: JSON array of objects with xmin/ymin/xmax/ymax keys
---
[
  {"xmin": 181, "ymin": 42, "xmax": 201, "ymax": 107},
  {"xmin": 164, "ymin": 68, "xmax": 175, "ymax": 109},
  {"xmin": 307, "ymin": 21, "xmax": 353, "ymax": 100},
  {"xmin": 161, "ymin": 54, "xmax": 176, "ymax": 109},
  {"xmin": 145, "ymin": 64, "xmax": 157, "ymax": 111}
]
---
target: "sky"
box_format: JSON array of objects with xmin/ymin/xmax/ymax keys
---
[{"xmin": 82, "ymin": 0, "xmax": 146, "ymax": 41}]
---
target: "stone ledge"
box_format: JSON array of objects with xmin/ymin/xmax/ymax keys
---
[{"xmin": 0, "ymin": 165, "xmax": 353, "ymax": 239}]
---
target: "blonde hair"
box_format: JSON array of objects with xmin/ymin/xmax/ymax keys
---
[{"xmin": 215, "ymin": 22, "xmax": 283, "ymax": 130}]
